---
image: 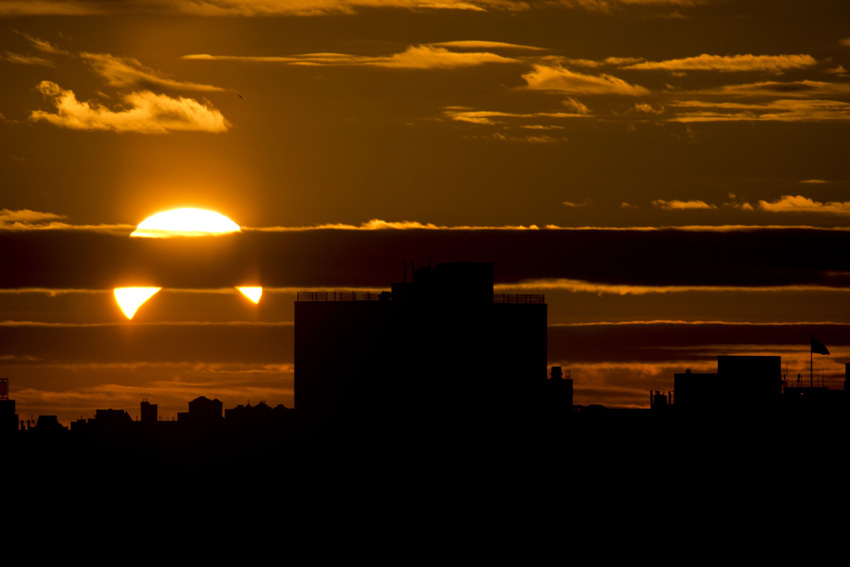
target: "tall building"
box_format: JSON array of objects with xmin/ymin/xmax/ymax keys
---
[{"xmin": 295, "ymin": 262, "xmax": 547, "ymax": 437}]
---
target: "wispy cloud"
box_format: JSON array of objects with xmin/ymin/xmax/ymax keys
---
[
  {"xmin": 442, "ymin": 106, "xmax": 590, "ymax": 125},
  {"xmin": 0, "ymin": 1, "xmax": 103, "ymax": 16},
  {"xmin": 625, "ymin": 54, "xmax": 817, "ymax": 73},
  {"xmin": 30, "ymin": 81, "xmax": 230, "ymax": 134},
  {"xmin": 429, "ymin": 40, "xmax": 545, "ymax": 51},
  {"xmin": 522, "ymin": 64, "xmax": 650, "ymax": 95},
  {"xmin": 0, "ymin": 209, "xmax": 130, "ymax": 232},
  {"xmin": 667, "ymin": 99, "xmax": 850, "ymax": 122},
  {"xmin": 247, "ymin": 219, "xmax": 543, "ymax": 231},
  {"xmin": 0, "ymin": 0, "xmax": 702, "ymax": 18},
  {"xmin": 81, "ymin": 52, "xmax": 225, "ymax": 92},
  {"xmin": 184, "ymin": 44, "xmax": 519, "ymax": 69},
  {"xmin": 496, "ymin": 279, "xmax": 850, "ymax": 295},
  {"xmin": 2, "ymin": 52, "xmax": 54, "ymax": 66},
  {"xmin": 691, "ymin": 80, "xmax": 850, "ymax": 98}
]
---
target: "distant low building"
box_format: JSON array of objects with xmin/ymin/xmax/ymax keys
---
[{"xmin": 674, "ymin": 356, "xmax": 782, "ymax": 413}]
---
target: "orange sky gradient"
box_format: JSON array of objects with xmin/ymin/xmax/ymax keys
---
[{"xmin": 2, "ymin": 1, "xmax": 849, "ymax": 424}]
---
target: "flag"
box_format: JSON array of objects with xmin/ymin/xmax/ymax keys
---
[{"xmin": 811, "ymin": 335, "xmax": 830, "ymax": 355}]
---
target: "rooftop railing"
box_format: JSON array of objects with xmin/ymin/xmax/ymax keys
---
[
  {"xmin": 493, "ymin": 293, "xmax": 545, "ymax": 304},
  {"xmin": 296, "ymin": 291, "xmax": 545, "ymax": 303},
  {"xmin": 296, "ymin": 291, "xmax": 384, "ymax": 302}
]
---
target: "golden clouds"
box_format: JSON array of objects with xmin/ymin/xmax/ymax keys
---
[
  {"xmin": 184, "ymin": 44, "xmax": 519, "ymax": 69},
  {"xmin": 667, "ymin": 99, "xmax": 850, "ymax": 122},
  {"xmin": 625, "ymin": 54, "xmax": 818, "ymax": 73},
  {"xmin": 689, "ymin": 80, "xmax": 850, "ymax": 98},
  {"xmin": 0, "ymin": 0, "xmax": 703, "ymax": 17},
  {"xmin": 652, "ymin": 199, "xmax": 715, "ymax": 210},
  {"xmin": 30, "ymin": 81, "xmax": 231, "ymax": 133},
  {"xmin": 522, "ymin": 64, "xmax": 650, "ymax": 95},
  {"xmin": 757, "ymin": 196, "xmax": 850, "ymax": 216},
  {"xmin": 0, "ymin": 208, "xmax": 65, "ymax": 228},
  {"xmin": 81, "ymin": 53, "xmax": 225, "ymax": 92}
]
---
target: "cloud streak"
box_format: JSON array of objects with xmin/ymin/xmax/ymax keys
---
[
  {"xmin": 522, "ymin": 64, "xmax": 650, "ymax": 95},
  {"xmin": 0, "ymin": 0, "xmax": 703, "ymax": 17},
  {"xmin": 625, "ymin": 54, "xmax": 817, "ymax": 73},
  {"xmin": 667, "ymin": 99, "xmax": 850, "ymax": 122},
  {"xmin": 81, "ymin": 53, "xmax": 225, "ymax": 92},
  {"xmin": 184, "ymin": 44, "xmax": 520, "ymax": 69},
  {"xmin": 30, "ymin": 81, "xmax": 230, "ymax": 133}
]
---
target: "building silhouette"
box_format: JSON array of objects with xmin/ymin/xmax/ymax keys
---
[
  {"xmin": 295, "ymin": 262, "xmax": 547, "ymax": 438},
  {"xmin": 674, "ymin": 356, "xmax": 783, "ymax": 413},
  {"xmin": 0, "ymin": 378, "xmax": 17, "ymax": 435}
]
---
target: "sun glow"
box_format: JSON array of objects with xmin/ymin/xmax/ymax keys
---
[
  {"xmin": 237, "ymin": 286, "xmax": 263, "ymax": 304},
  {"xmin": 131, "ymin": 208, "xmax": 241, "ymax": 238},
  {"xmin": 114, "ymin": 287, "xmax": 161, "ymax": 319}
]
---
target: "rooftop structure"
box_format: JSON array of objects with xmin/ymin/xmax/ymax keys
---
[{"xmin": 294, "ymin": 262, "xmax": 547, "ymax": 438}]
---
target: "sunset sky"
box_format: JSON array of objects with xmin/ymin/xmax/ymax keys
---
[{"xmin": 2, "ymin": 0, "xmax": 850, "ymax": 424}]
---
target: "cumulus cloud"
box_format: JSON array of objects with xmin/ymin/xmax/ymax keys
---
[
  {"xmin": 625, "ymin": 54, "xmax": 817, "ymax": 73},
  {"xmin": 30, "ymin": 81, "xmax": 230, "ymax": 134},
  {"xmin": 81, "ymin": 53, "xmax": 225, "ymax": 92},
  {"xmin": 757, "ymin": 195, "xmax": 850, "ymax": 216},
  {"xmin": 633, "ymin": 102, "xmax": 664, "ymax": 114},
  {"xmin": 522, "ymin": 64, "xmax": 650, "ymax": 95},
  {"xmin": 184, "ymin": 44, "xmax": 519, "ymax": 69},
  {"xmin": 652, "ymin": 199, "xmax": 716, "ymax": 210},
  {"xmin": 667, "ymin": 99, "xmax": 850, "ymax": 122}
]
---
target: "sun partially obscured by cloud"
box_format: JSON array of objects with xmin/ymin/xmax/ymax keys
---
[
  {"xmin": 30, "ymin": 81, "xmax": 230, "ymax": 134},
  {"xmin": 522, "ymin": 64, "xmax": 650, "ymax": 95}
]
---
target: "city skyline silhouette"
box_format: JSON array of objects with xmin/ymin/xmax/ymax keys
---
[{"xmin": 2, "ymin": 4, "xmax": 850, "ymax": 448}]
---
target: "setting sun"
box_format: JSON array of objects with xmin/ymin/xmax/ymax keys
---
[
  {"xmin": 131, "ymin": 208, "xmax": 241, "ymax": 238},
  {"xmin": 237, "ymin": 287, "xmax": 263, "ymax": 304},
  {"xmin": 114, "ymin": 287, "xmax": 161, "ymax": 319}
]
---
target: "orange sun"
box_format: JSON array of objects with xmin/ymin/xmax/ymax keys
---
[
  {"xmin": 114, "ymin": 287, "xmax": 161, "ymax": 319},
  {"xmin": 131, "ymin": 208, "xmax": 241, "ymax": 238},
  {"xmin": 117, "ymin": 208, "xmax": 261, "ymax": 318}
]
